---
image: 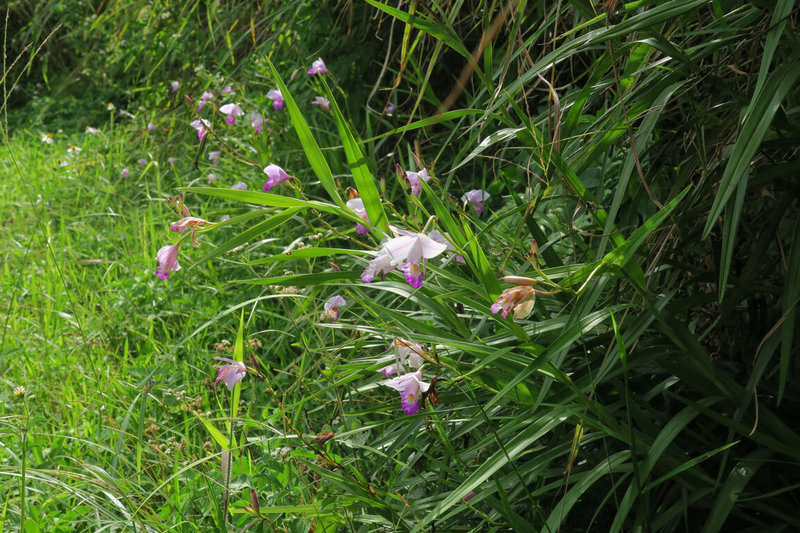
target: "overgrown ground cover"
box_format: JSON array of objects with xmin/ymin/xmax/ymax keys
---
[{"xmin": 2, "ymin": 1, "xmax": 800, "ymax": 531}]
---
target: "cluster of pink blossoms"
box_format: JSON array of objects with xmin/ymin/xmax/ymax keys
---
[
  {"xmin": 161, "ymin": 58, "xmax": 527, "ymax": 419},
  {"xmin": 159, "ymin": 59, "xmax": 337, "ymax": 394}
]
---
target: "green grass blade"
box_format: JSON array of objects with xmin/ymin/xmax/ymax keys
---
[
  {"xmin": 779, "ymin": 214, "xmax": 800, "ymax": 403},
  {"xmin": 602, "ymin": 185, "xmax": 691, "ymax": 270},
  {"xmin": 416, "ymin": 409, "xmax": 565, "ymax": 531},
  {"xmin": 232, "ymin": 271, "xmax": 362, "ymax": 286},
  {"xmin": 362, "ymin": 109, "xmax": 486, "ymax": 144},
  {"xmin": 702, "ymin": 64, "xmax": 800, "ymax": 238},
  {"xmin": 181, "ymin": 187, "xmax": 345, "ymax": 217},
  {"xmin": 265, "ymin": 56, "xmax": 344, "ymax": 206},
  {"xmin": 189, "ymin": 207, "xmax": 304, "ymax": 268},
  {"xmin": 363, "ymin": 0, "xmax": 473, "ymax": 62},
  {"xmin": 247, "ymin": 247, "xmax": 370, "ymax": 266},
  {"xmin": 322, "ymin": 79, "xmax": 389, "ymax": 234},
  {"xmin": 717, "ymin": 170, "xmax": 748, "ymax": 303},
  {"xmin": 231, "ymin": 308, "xmax": 244, "ymax": 420},
  {"xmin": 542, "ymin": 452, "xmax": 632, "ymax": 532},
  {"xmin": 461, "ymin": 217, "xmax": 500, "ymax": 295},
  {"xmin": 701, "ymin": 449, "xmax": 772, "ymax": 533},
  {"xmin": 753, "ymin": 0, "xmax": 795, "ymax": 95},
  {"xmin": 196, "ymin": 415, "xmax": 230, "ymax": 449},
  {"xmin": 643, "ymin": 440, "xmax": 740, "ymax": 493}
]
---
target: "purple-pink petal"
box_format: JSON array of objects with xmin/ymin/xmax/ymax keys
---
[
  {"xmin": 403, "ymin": 262, "xmax": 424, "ymax": 288},
  {"xmin": 307, "ymin": 58, "xmax": 329, "ymax": 75},
  {"xmin": 155, "ymin": 244, "xmax": 181, "ymax": 280},
  {"xmin": 267, "ymin": 89, "xmax": 284, "ymax": 111},
  {"xmin": 214, "ymin": 359, "xmax": 246, "ymax": 391},
  {"xmin": 262, "ymin": 163, "xmax": 291, "ymax": 191},
  {"xmin": 311, "ymin": 96, "xmax": 330, "ymax": 111}
]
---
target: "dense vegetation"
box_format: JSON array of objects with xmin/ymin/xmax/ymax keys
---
[{"xmin": 2, "ymin": 0, "xmax": 799, "ymax": 531}]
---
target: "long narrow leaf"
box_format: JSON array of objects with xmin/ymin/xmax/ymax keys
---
[
  {"xmin": 703, "ymin": 64, "xmax": 800, "ymax": 237},
  {"xmin": 265, "ymin": 56, "xmax": 344, "ymax": 206},
  {"xmin": 322, "ymin": 79, "xmax": 389, "ymax": 234}
]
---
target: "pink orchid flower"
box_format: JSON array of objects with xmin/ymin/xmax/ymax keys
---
[
  {"xmin": 346, "ymin": 198, "xmax": 370, "ymax": 234},
  {"xmin": 220, "ymin": 85, "xmax": 233, "ymax": 95},
  {"xmin": 384, "ymin": 371, "xmax": 430, "ymax": 415},
  {"xmin": 121, "ymin": 168, "xmax": 129, "ymax": 178},
  {"xmin": 231, "ymin": 182, "xmax": 248, "ymax": 190},
  {"xmin": 267, "ymin": 89, "xmax": 284, "ymax": 110},
  {"xmin": 213, "ymin": 357, "xmax": 246, "ymax": 390},
  {"xmin": 219, "ymin": 103, "xmax": 244, "ymax": 124},
  {"xmin": 191, "ymin": 119, "xmax": 210, "ymax": 140},
  {"xmin": 208, "ymin": 151, "xmax": 220, "ymax": 164},
  {"xmin": 198, "ymin": 91, "xmax": 214, "ymax": 111},
  {"xmin": 262, "ymin": 164, "xmax": 291, "ymax": 191},
  {"xmin": 397, "ymin": 165, "xmax": 431, "ymax": 196},
  {"xmin": 147, "ymin": 123, "xmax": 156, "ymax": 132},
  {"xmin": 307, "ymin": 58, "xmax": 329, "ymax": 75},
  {"xmin": 491, "ymin": 285, "xmax": 536, "ymax": 319},
  {"xmin": 360, "ymin": 248, "xmax": 396, "ymax": 282},
  {"xmin": 155, "ymin": 243, "xmax": 181, "ymax": 280},
  {"xmin": 384, "ymin": 104, "xmax": 396, "ymax": 115},
  {"xmin": 361, "ymin": 226, "xmax": 448, "ymax": 288},
  {"xmin": 311, "ymin": 96, "xmax": 330, "ymax": 111},
  {"xmin": 138, "ymin": 158, "xmax": 148, "ymax": 167},
  {"xmin": 248, "ymin": 112, "xmax": 264, "ymax": 133},
  {"xmin": 170, "ymin": 81, "xmax": 180, "ymax": 92},
  {"xmin": 461, "ymin": 189, "xmax": 490, "ymax": 214},
  {"xmin": 321, "ymin": 295, "xmax": 346, "ymax": 322},
  {"xmin": 167, "ymin": 157, "xmax": 177, "ymax": 167}
]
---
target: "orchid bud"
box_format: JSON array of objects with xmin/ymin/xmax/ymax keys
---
[
  {"xmin": 526, "ymin": 239, "xmax": 539, "ymax": 267},
  {"xmin": 249, "ymin": 489, "xmax": 260, "ymax": 514}
]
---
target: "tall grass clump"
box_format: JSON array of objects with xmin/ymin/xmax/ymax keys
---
[{"xmin": 2, "ymin": 0, "xmax": 799, "ymax": 531}]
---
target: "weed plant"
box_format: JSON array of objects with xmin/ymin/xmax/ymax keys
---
[{"xmin": 2, "ymin": 0, "xmax": 799, "ymax": 532}]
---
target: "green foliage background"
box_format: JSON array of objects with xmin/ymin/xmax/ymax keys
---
[{"xmin": 2, "ymin": 0, "xmax": 799, "ymax": 531}]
